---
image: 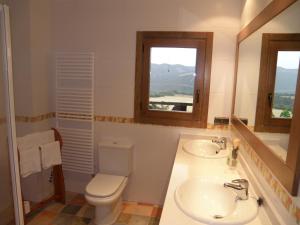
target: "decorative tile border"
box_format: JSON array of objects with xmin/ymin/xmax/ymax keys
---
[
  {"xmin": 94, "ymin": 115, "xmax": 231, "ymax": 129},
  {"xmin": 94, "ymin": 115, "xmax": 134, "ymax": 124},
  {"xmin": 14, "ymin": 113, "xmax": 231, "ymax": 130},
  {"xmin": 15, "ymin": 112, "xmax": 56, "ymax": 123},
  {"xmin": 231, "ymin": 126, "xmax": 300, "ymax": 224}
]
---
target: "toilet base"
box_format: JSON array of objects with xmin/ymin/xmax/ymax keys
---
[{"xmin": 92, "ymin": 197, "xmax": 122, "ymax": 225}]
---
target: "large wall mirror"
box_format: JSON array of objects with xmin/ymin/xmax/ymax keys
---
[{"xmin": 233, "ymin": 0, "xmax": 300, "ymax": 195}]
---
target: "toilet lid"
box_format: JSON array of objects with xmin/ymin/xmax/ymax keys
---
[{"xmin": 86, "ymin": 173, "xmax": 126, "ymax": 198}]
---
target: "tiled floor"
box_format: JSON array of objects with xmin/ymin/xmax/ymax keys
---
[{"xmin": 27, "ymin": 192, "xmax": 162, "ymax": 225}]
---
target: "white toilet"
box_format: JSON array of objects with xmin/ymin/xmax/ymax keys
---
[{"xmin": 85, "ymin": 140, "xmax": 133, "ymax": 225}]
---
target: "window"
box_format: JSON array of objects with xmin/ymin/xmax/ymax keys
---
[
  {"xmin": 134, "ymin": 32, "xmax": 213, "ymax": 127},
  {"xmin": 255, "ymin": 33, "xmax": 300, "ymax": 133}
]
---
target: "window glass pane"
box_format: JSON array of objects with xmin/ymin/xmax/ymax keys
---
[
  {"xmin": 272, "ymin": 51, "xmax": 300, "ymax": 118},
  {"xmin": 149, "ymin": 47, "xmax": 197, "ymax": 112}
]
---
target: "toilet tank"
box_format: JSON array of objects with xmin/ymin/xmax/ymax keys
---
[{"xmin": 98, "ymin": 140, "xmax": 133, "ymax": 176}]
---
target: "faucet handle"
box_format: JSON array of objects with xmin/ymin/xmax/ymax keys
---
[
  {"xmin": 212, "ymin": 136, "xmax": 219, "ymax": 142},
  {"xmin": 232, "ymin": 179, "xmax": 249, "ymax": 188}
]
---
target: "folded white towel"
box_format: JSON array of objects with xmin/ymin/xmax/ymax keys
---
[
  {"xmin": 17, "ymin": 130, "xmax": 55, "ymax": 152},
  {"xmin": 39, "ymin": 141, "xmax": 62, "ymax": 169},
  {"xmin": 38, "ymin": 130, "xmax": 55, "ymax": 145},
  {"xmin": 19, "ymin": 146, "xmax": 41, "ymax": 178}
]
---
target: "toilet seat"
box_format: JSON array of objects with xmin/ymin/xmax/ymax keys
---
[
  {"xmin": 86, "ymin": 173, "xmax": 126, "ymax": 198},
  {"xmin": 85, "ymin": 174, "xmax": 128, "ymax": 206}
]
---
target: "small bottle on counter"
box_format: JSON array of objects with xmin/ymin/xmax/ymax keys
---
[{"xmin": 227, "ymin": 138, "xmax": 240, "ymax": 168}]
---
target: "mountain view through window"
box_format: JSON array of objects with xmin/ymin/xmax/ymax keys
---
[{"xmin": 149, "ymin": 47, "xmax": 197, "ymax": 112}]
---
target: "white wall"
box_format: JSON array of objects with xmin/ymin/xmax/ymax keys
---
[
  {"xmin": 52, "ymin": 0, "xmax": 242, "ymax": 124},
  {"xmin": 51, "ymin": 0, "xmax": 242, "ymax": 204},
  {"xmin": 234, "ymin": 0, "xmax": 300, "ymax": 126},
  {"xmin": 8, "ymin": 0, "xmax": 53, "ymax": 136},
  {"xmin": 240, "ymin": 0, "xmax": 272, "ymax": 29}
]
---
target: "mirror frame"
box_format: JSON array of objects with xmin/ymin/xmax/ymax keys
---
[{"xmin": 231, "ymin": 0, "xmax": 300, "ymax": 195}]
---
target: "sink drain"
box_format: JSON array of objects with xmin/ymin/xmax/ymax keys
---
[{"xmin": 213, "ymin": 215, "xmax": 224, "ymax": 219}]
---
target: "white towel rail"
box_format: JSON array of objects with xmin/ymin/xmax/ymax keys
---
[{"xmin": 56, "ymin": 52, "xmax": 94, "ymax": 174}]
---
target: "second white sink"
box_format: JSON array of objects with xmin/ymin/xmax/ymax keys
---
[
  {"xmin": 183, "ymin": 139, "xmax": 229, "ymax": 158},
  {"xmin": 174, "ymin": 178, "xmax": 258, "ymax": 225}
]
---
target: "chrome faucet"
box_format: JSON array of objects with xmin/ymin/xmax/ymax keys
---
[
  {"xmin": 224, "ymin": 179, "xmax": 249, "ymax": 200},
  {"xmin": 212, "ymin": 137, "xmax": 227, "ymax": 150}
]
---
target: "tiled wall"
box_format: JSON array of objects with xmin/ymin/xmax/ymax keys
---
[
  {"xmin": 16, "ymin": 112, "xmax": 231, "ymax": 204},
  {"xmin": 15, "ymin": 112, "xmax": 55, "ymax": 123},
  {"xmin": 231, "ymin": 126, "xmax": 300, "ymax": 224},
  {"xmin": 16, "ymin": 113, "xmax": 230, "ymax": 130}
]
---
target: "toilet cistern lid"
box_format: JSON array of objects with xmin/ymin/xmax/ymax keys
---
[{"xmin": 85, "ymin": 173, "xmax": 126, "ymax": 198}]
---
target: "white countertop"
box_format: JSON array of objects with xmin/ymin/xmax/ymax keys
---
[{"xmin": 159, "ymin": 134, "xmax": 271, "ymax": 225}]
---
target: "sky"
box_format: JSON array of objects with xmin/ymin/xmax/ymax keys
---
[
  {"xmin": 150, "ymin": 47, "xmax": 197, "ymax": 66},
  {"xmin": 277, "ymin": 51, "xmax": 300, "ymax": 69},
  {"xmin": 150, "ymin": 48, "xmax": 300, "ymax": 69}
]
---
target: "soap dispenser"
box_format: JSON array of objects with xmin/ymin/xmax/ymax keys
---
[{"xmin": 227, "ymin": 138, "xmax": 240, "ymax": 168}]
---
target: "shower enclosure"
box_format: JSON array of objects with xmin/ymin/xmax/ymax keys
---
[{"xmin": 0, "ymin": 4, "xmax": 24, "ymax": 225}]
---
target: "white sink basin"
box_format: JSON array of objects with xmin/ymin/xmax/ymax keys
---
[
  {"xmin": 183, "ymin": 140, "xmax": 229, "ymax": 158},
  {"xmin": 175, "ymin": 178, "xmax": 258, "ymax": 225}
]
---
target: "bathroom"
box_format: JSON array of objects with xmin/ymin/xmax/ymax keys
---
[{"xmin": 0, "ymin": 0, "xmax": 300, "ymax": 225}]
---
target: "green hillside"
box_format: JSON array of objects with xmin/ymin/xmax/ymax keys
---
[{"xmin": 150, "ymin": 63, "xmax": 195, "ymax": 97}]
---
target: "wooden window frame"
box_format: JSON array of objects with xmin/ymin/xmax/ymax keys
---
[
  {"xmin": 134, "ymin": 31, "xmax": 213, "ymax": 128},
  {"xmin": 255, "ymin": 33, "xmax": 300, "ymax": 133}
]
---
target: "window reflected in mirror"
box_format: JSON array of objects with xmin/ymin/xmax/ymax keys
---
[
  {"xmin": 272, "ymin": 51, "xmax": 300, "ymax": 119},
  {"xmin": 149, "ymin": 47, "xmax": 197, "ymax": 112},
  {"xmin": 254, "ymin": 33, "xmax": 300, "ymax": 134}
]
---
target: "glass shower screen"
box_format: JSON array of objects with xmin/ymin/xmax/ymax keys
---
[{"xmin": 0, "ymin": 4, "xmax": 23, "ymax": 225}]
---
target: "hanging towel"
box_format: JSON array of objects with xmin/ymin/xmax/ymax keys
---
[
  {"xmin": 38, "ymin": 130, "xmax": 55, "ymax": 145},
  {"xmin": 19, "ymin": 146, "xmax": 41, "ymax": 178},
  {"xmin": 39, "ymin": 141, "xmax": 62, "ymax": 170},
  {"xmin": 17, "ymin": 130, "xmax": 55, "ymax": 151}
]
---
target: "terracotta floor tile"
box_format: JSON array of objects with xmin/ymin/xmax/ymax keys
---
[
  {"xmin": 70, "ymin": 216, "xmax": 91, "ymax": 225},
  {"xmin": 27, "ymin": 207, "xmax": 43, "ymax": 220},
  {"xmin": 123, "ymin": 204, "xmax": 153, "ymax": 217},
  {"xmin": 116, "ymin": 213, "xmax": 132, "ymax": 224},
  {"xmin": 128, "ymin": 215, "xmax": 151, "ymax": 225},
  {"xmin": 76, "ymin": 204, "xmax": 94, "ymax": 219},
  {"xmin": 148, "ymin": 217, "xmax": 160, "ymax": 225},
  {"xmin": 150, "ymin": 207, "xmax": 162, "ymax": 218},
  {"xmin": 28, "ymin": 210, "xmax": 57, "ymax": 225},
  {"xmin": 45, "ymin": 202, "xmax": 65, "ymax": 214},
  {"xmin": 61, "ymin": 205, "xmax": 82, "ymax": 215},
  {"xmin": 27, "ymin": 192, "xmax": 162, "ymax": 225},
  {"xmin": 70, "ymin": 195, "xmax": 86, "ymax": 206},
  {"xmin": 51, "ymin": 213, "xmax": 75, "ymax": 225}
]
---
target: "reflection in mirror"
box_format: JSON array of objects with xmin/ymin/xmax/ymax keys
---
[
  {"xmin": 255, "ymin": 33, "xmax": 300, "ymax": 134},
  {"xmin": 234, "ymin": 0, "xmax": 300, "ymax": 162},
  {"xmin": 149, "ymin": 47, "xmax": 197, "ymax": 112}
]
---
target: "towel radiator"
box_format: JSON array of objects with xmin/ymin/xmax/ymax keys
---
[{"xmin": 56, "ymin": 52, "xmax": 94, "ymax": 174}]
